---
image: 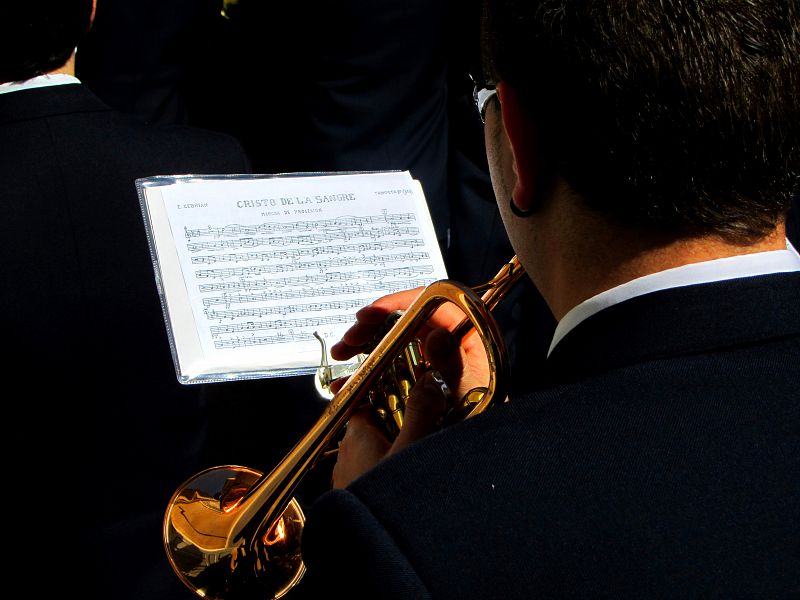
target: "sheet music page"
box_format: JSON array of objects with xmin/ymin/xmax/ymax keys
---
[{"xmin": 138, "ymin": 171, "xmax": 448, "ymax": 384}]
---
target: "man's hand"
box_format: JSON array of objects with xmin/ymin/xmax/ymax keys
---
[
  {"xmin": 330, "ymin": 288, "xmax": 490, "ymax": 400},
  {"xmin": 329, "ymin": 288, "xmax": 492, "ymax": 487},
  {"xmin": 332, "ymin": 370, "xmax": 452, "ymax": 488}
]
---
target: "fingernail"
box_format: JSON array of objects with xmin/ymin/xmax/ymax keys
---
[{"xmin": 426, "ymin": 370, "xmax": 452, "ymax": 402}]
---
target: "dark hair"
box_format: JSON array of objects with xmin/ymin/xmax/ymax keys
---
[
  {"xmin": 482, "ymin": 0, "xmax": 799, "ymax": 241},
  {"xmin": 1, "ymin": 1, "xmax": 94, "ymax": 82}
]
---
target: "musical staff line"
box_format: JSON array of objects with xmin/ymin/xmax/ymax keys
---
[
  {"xmin": 201, "ymin": 278, "xmax": 436, "ymax": 308},
  {"xmin": 192, "ymin": 251, "xmax": 429, "ymax": 269},
  {"xmin": 210, "ymin": 314, "xmax": 353, "ymax": 336},
  {"xmin": 214, "ymin": 331, "xmax": 315, "ymax": 349},
  {"xmin": 204, "ymin": 298, "xmax": 371, "ymax": 320},
  {"xmin": 186, "ymin": 231, "xmax": 421, "ymax": 253},
  {"xmin": 196, "ymin": 264, "xmax": 434, "ymax": 283}
]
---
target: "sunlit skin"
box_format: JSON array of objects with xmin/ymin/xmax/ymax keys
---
[
  {"xmin": 329, "ymin": 289, "xmax": 490, "ymax": 488},
  {"xmin": 330, "ymin": 288, "xmax": 490, "ymax": 400}
]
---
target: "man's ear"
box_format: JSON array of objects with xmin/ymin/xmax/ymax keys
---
[{"xmin": 497, "ymin": 82, "xmax": 542, "ymax": 213}]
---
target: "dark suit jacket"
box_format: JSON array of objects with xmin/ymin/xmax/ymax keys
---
[
  {"xmin": 300, "ymin": 272, "xmax": 800, "ymax": 599},
  {"xmin": 0, "ymin": 83, "xmax": 250, "ymax": 598},
  {"xmin": 76, "ymin": 0, "xmax": 223, "ymax": 126}
]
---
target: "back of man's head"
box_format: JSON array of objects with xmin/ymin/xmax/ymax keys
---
[
  {"xmin": 1, "ymin": 1, "xmax": 94, "ymax": 83},
  {"xmin": 482, "ymin": 0, "xmax": 799, "ymax": 242}
]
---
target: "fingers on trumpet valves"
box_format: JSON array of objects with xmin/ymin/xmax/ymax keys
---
[
  {"xmin": 428, "ymin": 370, "xmax": 453, "ymax": 404},
  {"xmin": 331, "ymin": 306, "xmax": 400, "ymax": 360},
  {"xmin": 405, "ymin": 369, "xmax": 452, "ymax": 424},
  {"xmin": 387, "ymin": 370, "xmax": 453, "ymax": 454},
  {"xmin": 428, "ymin": 370, "xmax": 455, "ymax": 427},
  {"xmin": 421, "ymin": 328, "xmax": 461, "ymax": 377}
]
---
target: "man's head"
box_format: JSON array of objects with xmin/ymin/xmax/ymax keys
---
[
  {"xmin": 1, "ymin": 1, "xmax": 95, "ymax": 83},
  {"xmin": 481, "ymin": 0, "xmax": 799, "ymax": 243}
]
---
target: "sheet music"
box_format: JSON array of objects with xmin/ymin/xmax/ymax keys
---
[{"xmin": 138, "ymin": 171, "xmax": 448, "ymax": 384}]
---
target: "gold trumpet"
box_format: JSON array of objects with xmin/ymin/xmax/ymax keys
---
[{"xmin": 163, "ymin": 256, "xmax": 525, "ymax": 599}]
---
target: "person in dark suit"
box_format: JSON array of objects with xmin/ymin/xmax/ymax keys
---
[
  {"xmin": 74, "ymin": 0, "xmax": 225, "ymax": 127},
  {"xmin": 298, "ymin": 0, "xmax": 800, "ymax": 598},
  {"xmin": 1, "ymin": 2, "xmax": 251, "ymax": 597}
]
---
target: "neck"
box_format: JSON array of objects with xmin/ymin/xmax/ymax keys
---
[
  {"xmin": 0, "ymin": 54, "xmax": 76, "ymax": 86},
  {"xmin": 522, "ymin": 185, "xmax": 787, "ymax": 320},
  {"xmin": 51, "ymin": 54, "xmax": 77, "ymax": 77}
]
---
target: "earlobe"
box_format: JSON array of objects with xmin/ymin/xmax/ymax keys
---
[{"xmin": 497, "ymin": 82, "xmax": 541, "ymax": 214}]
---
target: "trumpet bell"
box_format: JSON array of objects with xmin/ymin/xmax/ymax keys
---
[{"xmin": 164, "ymin": 465, "xmax": 305, "ymax": 599}]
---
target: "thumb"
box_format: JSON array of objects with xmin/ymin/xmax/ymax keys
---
[{"xmin": 389, "ymin": 370, "xmax": 452, "ymax": 456}]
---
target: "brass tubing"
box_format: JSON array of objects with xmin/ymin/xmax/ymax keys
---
[{"xmin": 164, "ymin": 256, "xmax": 525, "ymax": 599}]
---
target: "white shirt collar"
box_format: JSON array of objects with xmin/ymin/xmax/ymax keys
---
[
  {"xmin": 548, "ymin": 240, "xmax": 800, "ymax": 356},
  {"xmin": 0, "ymin": 74, "xmax": 81, "ymax": 95}
]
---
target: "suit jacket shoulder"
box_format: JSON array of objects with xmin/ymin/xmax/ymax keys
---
[
  {"xmin": 0, "ymin": 83, "xmax": 251, "ymax": 171},
  {"xmin": 301, "ymin": 273, "xmax": 800, "ymax": 599},
  {"xmin": 0, "ymin": 81, "xmax": 252, "ymax": 529}
]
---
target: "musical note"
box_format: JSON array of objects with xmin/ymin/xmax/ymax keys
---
[
  {"xmin": 196, "ymin": 263, "xmax": 433, "ymax": 282},
  {"xmin": 214, "ymin": 331, "xmax": 314, "ymax": 349},
  {"xmin": 204, "ymin": 298, "xmax": 370, "ymax": 320},
  {"xmin": 187, "ymin": 238, "xmax": 424, "ymax": 256},
  {"xmin": 192, "ymin": 251, "xmax": 429, "ymax": 270},
  {"xmin": 209, "ymin": 314, "xmax": 353, "ymax": 336},
  {"xmin": 183, "ymin": 206, "xmax": 435, "ymax": 376},
  {"xmin": 151, "ymin": 172, "xmax": 448, "ymax": 376},
  {"xmin": 200, "ymin": 278, "xmax": 436, "ymax": 308}
]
